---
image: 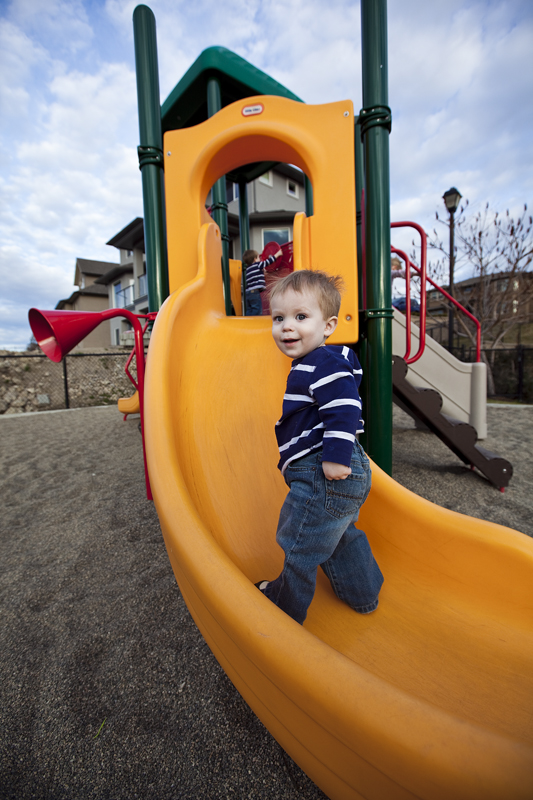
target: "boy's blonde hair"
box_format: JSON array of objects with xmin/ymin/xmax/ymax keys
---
[
  {"xmin": 269, "ymin": 270, "xmax": 344, "ymax": 320},
  {"xmin": 242, "ymin": 249, "xmax": 259, "ymax": 267}
]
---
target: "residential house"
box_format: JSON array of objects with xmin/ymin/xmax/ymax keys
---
[
  {"xmin": 427, "ymin": 272, "xmax": 533, "ymax": 318},
  {"xmin": 58, "ymin": 165, "xmax": 306, "ymax": 348},
  {"xmin": 214, "ymin": 164, "xmax": 307, "ymax": 258},
  {"xmin": 55, "ymin": 258, "xmax": 119, "ymax": 349},
  {"xmin": 426, "ymin": 271, "xmax": 533, "ymax": 346},
  {"xmin": 97, "ymin": 217, "xmax": 148, "ymax": 347}
]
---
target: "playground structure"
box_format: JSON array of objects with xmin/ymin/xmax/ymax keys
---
[{"xmin": 28, "ymin": 3, "xmax": 533, "ymax": 799}]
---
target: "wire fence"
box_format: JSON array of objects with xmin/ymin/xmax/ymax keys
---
[
  {"xmin": 0, "ymin": 352, "xmax": 139, "ymax": 415},
  {"xmin": 450, "ymin": 345, "xmax": 533, "ymax": 403},
  {"xmin": 3, "ymin": 344, "xmax": 531, "ymax": 415}
]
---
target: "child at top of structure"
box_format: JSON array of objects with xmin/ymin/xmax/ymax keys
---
[
  {"xmin": 242, "ymin": 247, "xmax": 282, "ymax": 316},
  {"xmin": 255, "ymin": 269, "xmax": 383, "ymax": 624}
]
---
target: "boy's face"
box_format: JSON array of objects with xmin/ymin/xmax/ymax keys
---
[{"xmin": 271, "ymin": 287, "xmax": 337, "ymax": 359}]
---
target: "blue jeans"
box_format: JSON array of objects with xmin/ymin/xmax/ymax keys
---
[
  {"xmin": 264, "ymin": 443, "xmax": 383, "ymax": 624},
  {"xmin": 245, "ymin": 291, "xmax": 263, "ymax": 315}
]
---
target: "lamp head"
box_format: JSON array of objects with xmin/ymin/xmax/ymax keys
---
[{"xmin": 443, "ymin": 187, "xmax": 462, "ymax": 215}]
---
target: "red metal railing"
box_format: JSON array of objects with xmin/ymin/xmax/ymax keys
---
[
  {"xmin": 123, "ymin": 312, "xmax": 157, "ymax": 390},
  {"xmin": 390, "ymin": 222, "xmax": 481, "ymax": 364},
  {"xmin": 390, "ymin": 222, "xmax": 427, "ymax": 363}
]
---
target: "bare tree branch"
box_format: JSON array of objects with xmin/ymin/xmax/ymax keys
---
[{"xmin": 425, "ymin": 201, "xmax": 533, "ymax": 393}]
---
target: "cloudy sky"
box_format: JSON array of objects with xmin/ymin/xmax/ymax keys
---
[{"xmin": 1, "ymin": 0, "xmax": 532, "ymax": 348}]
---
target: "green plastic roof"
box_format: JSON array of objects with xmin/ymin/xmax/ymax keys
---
[{"xmin": 161, "ymin": 46, "xmax": 304, "ymax": 184}]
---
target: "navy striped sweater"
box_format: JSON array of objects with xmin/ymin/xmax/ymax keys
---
[
  {"xmin": 245, "ymin": 255, "xmax": 276, "ymax": 292},
  {"xmin": 275, "ymin": 345, "xmax": 365, "ymax": 474}
]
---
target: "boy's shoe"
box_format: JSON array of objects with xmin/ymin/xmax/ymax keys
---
[{"xmin": 255, "ymin": 580, "xmax": 269, "ymax": 592}]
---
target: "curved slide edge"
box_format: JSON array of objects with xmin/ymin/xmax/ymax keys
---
[{"xmin": 117, "ymin": 390, "xmax": 140, "ymax": 418}]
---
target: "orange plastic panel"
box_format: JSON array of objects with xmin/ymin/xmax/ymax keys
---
[
  {"xmin": 117, "ymin": 390, "xmax": 140, "ymax": 416},
  {"xmin": 144, "ymin": 222, "xmax": 533, "ymax": 800},
  {"xmin": 163, "ymin": 96, "xmax": 358, "ymax": 344},
  {"xmin": 228, "ymin": 258, "xmax": 242, "ymax": 315}
]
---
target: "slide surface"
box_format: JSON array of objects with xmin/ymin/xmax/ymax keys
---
[
  {"xmin": 144, "ymin": 223, "xmax": 533, "ymax": 800},
  {"xmin": 117, "ymin": 390, "xmax": 140, "ymax": 417}
]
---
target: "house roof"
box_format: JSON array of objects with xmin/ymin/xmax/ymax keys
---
[
  {"xmin": 106, "ymin": 218, "xmax": 145, "ymax": 252},
  {"xmin": 55, "ymin": 284, "xmax": 108, "ymax": 309},
  {"xmin": 74, "ymin": 258, "xmax": 119, "ymax": 286},
  {"xmin": 273, "ymin": 164, "xmax": 305, "ymax": 184},
  {"xmin": 428, "ymin": 271, "xmax": 533, "ymax": 295},
  {"xmin": 95, "ymin": 264, "xmax": 134, "ymax": 286}
]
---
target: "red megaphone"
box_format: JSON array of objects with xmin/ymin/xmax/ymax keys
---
[
  {"xmin": 28, "ymin": 308, "xmax": 115, "ymax": 362},
  {"xmin": 28, "ymin": 306, "xmax": 152, "ymax": 500}
]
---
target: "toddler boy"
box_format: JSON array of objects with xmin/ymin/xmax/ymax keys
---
[
  {"xmin": 242, "ymin": 247, "xmax": 282, "ymax": 315},
  {"xmin": 256, "ymin": 270, "xmax": 383, "ymax": 624}
]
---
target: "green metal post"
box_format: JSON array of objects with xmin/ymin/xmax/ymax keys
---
[
  {"xmin": 133, "ymin": 4, "xmax": 169, "ymax": 313},
  {"xmin": 238, "ymin": 180, "xmax": 250, "ymax": 315},
  {"xmin": 354, "ymin": 115, "xmax": 369, "ymax": 452},
  {"xmin": 354, "ymin": 117, "xmax": 365, "ymax": 296},
  {"xmin": 359, "ymin": 0, "xmax": 392, "ymax": 474},
  {"xmin": 304, "ymin": 175, "xmax": 314, "ymax": 217},
  {"xmin": 207, "ymin": 77, "xmax": 232, "ymax": 315}
]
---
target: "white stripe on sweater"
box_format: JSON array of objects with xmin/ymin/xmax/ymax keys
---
[
  {"xmin": 278, "ymin": 423, "xmax": 325, "ymax": 453},
  {"xmin": 280, "ymin": 443, "xmax": 322, "ymax": 474},
  {"xmin": 309, "ymin": 371, "xmax": 351, "ymax": 393},
  {"xmin": 323, "ymin": 431, "xmax": 356, "ymax": 442},
  {"xmin": 319, "ymin": 397, "xmax": 362, "ymax": 411},
  {"xmin": 291, "ymin": 364, "xmax": 316, "ymax": 372},
  {"xmin": 284, "ymin": 393, "xmax": 315, "ymax": 403}
]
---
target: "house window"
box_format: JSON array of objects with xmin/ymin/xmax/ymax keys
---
[
  {"xmin": 225, "ymin": 180, "xmax": 239, "ymax": 203},
  {"xmin": 259, "ymin": 171, "xmax": 273, "ymax": 187},
  {"xmin": 287, "ymin": 179, "xmax": 299, "ymax": 199},
  {"xmin": 127, "ymin": 250, "xmax": 133, "ymax": 257},
  {"xmin": 138, "ymin": 273, "xmax": 148, "ymax": 298},
  {"xmin": 113, "ymin": 282, "xmax": 122, "ymax": 308},
  {"xmin": 262, "ymin": 228, "xmax": 290, "ymax": 248},
  {"xmin": 114, "ymin": 328, "xmax": 120, "ymax": 346}
]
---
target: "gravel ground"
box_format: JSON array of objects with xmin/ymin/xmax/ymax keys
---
[
  {"xmin": 0, "ymin": 403, "xmax": 531, "ymax": 800},
  {"xmin": 392, "ymin": 403, "xmax": 533, "ymax": 537}
]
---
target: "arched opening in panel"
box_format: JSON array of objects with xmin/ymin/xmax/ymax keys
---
[{"xmin": 204, "ymin": 162, "xmax": 312, "ymax": 316}]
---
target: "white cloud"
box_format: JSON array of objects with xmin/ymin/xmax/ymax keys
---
[
  {"xmin": 7, "ymin": 0, "xmax": 93, "ymax": 56},
  {"xmin": 0, "ymin": 4, "xmax": 142, "ymax": 348},
  {"xmin": 388, "ymin": 0, "xmax": 533, "ymax": 234},
  {"xmin": 1, "ymin": 0, "xmax": 532, "ymax": 347}
]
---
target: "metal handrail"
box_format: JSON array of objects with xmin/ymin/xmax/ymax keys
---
[
  {"xmin": 390, "ymin": 225, "xmax": 481, "ymax": 363},
  {"xmin": 123, "ymin": 312, "xmax": 158, "ymax": 390},
  {"xmin": 390, "ymin": 222, "xmax": 427, "ymax": 364},
  {"xmin": 410, "ymin": 261, "xmax": 481, "ymax": 362},
  {"xmin": 391, "ymin": 246, "xmax": 414, "ymax": 360}
]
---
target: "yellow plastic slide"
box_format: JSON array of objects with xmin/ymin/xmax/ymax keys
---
[
  {"xmin": 144, "ymin": 222, "xmax": 533, "ymax": 800},
  {"xmin": 117, "ymin": 390, "xmax": 140, "ymax": 418}
]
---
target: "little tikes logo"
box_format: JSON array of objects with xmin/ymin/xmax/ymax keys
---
[{"xmin": 242, "ymin": 103, "xmax": 264, "ymax": 117}]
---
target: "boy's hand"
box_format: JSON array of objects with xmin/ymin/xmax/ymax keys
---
[
  {"xmin": 322, "ymin": 461, "xmax": 351, "ymax": 480},
  {"xmin": 275, "ymin": 248, "xmax": 283, "ymax": 259}
]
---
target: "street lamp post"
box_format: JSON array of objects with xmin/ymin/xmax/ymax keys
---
[{"xmin": 443, "ymin": 187, "xmax": 462, "ymax": 352}]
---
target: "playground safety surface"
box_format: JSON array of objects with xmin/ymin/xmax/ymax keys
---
[{"xmin": 1, "ymin": 403, "xmax": 531, "ymax": 800}]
